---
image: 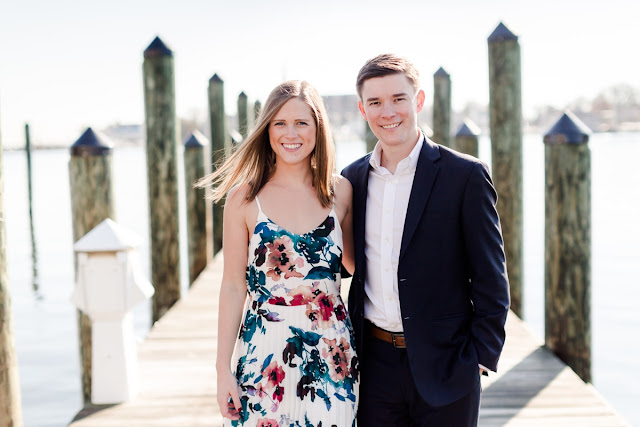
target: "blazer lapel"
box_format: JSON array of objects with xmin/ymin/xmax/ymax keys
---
[{"xmin": 399, "ymin": 138, "xmax": 441, "ymax": 261}]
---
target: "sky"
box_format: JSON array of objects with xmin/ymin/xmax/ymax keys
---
[{"xmin": 1, "ymin": 0, "xmax": 638, "ymax": 147}]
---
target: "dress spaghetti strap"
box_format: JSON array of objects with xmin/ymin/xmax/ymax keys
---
[{"xmin": 255, "ymin": 196, "xmax": 264, "ymax": 215}]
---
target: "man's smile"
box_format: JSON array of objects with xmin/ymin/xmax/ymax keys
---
[{"xmin": 381, "ymin": 122, "xmax": 401, "ymax": 129}]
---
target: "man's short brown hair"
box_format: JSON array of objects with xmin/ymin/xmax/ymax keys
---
[{"xmin": 356, "ymin": 53, "xmax": 421, "ymax": 99}]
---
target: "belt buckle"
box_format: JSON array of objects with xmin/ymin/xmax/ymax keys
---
[{"xmin": 391, "ymin": 333, "xmax": 403, "ymax": 348}]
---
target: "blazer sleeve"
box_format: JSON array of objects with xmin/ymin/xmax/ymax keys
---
[
  {"xmin": 340, "ymin": 166, "xmax": 353, "ymax": 279},
  {"xmin": 461, "ymin": 161, "xmax": 511, "ymax": 372}
]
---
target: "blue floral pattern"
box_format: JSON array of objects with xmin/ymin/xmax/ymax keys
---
[{"xmin": 226, "ymin": 203, "xmax": 358, "ymax": 427}]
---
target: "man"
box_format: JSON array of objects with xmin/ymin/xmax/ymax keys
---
[{"xmin": 341, "ymin": 54, "xmax": 510, "ymax": 426}]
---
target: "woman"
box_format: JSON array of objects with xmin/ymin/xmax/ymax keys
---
[{"xmin": 200, "ymin": 81, "xmax": 358, "ymax": 426}]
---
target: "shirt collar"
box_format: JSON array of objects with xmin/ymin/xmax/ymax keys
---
[{"xmin": 369, "ymin": 130, "xmax": 424, "ymax": 175}]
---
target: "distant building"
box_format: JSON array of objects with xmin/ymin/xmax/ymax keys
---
[{"xmin": 102, "ymin": 123, "xmax": 144, "ymax": 146}]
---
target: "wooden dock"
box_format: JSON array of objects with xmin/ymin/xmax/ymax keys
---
[{"xmin": 69, "ymin": 255, "xmax": 630, "ymax": 426}]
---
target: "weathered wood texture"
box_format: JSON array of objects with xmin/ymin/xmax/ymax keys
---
[
  {"xmin": 68, "ymin": 257, "xmax": 628, "ymax": 427},
  {"xmin": 254, "ymin": 99, "xmax": 262, "ymax": 122},
  {"xmin": 544, "ymin": 113, "xmax": 592, "ymax": 383},
  {"xmin": 207, "ymin": 74, "xmax": 228, "ymax": 256},
  {"xmin": 365, "ymin": 121, "xmax": 377, "ymax": 153},
  {"xmin": 143, "ymin": 36, "xmax": 181, "ymax": 322},
  {"xmin": 432, "ymin": 67, "xmax": 451, "ymax": 147},
  {"xmin": 0, "ymin": 117, "xmax": 24, "ymax": 426},
  {"xmin": 479, "ymin": 313, "xmax": 627, "ymax": 427},
  {"xmin": 69, "ymin": 128, "xmax": 115, "ymax": 404},
  {"xmin": 237, "ymin": 91, "xmax": 249, "ymax": 140},
  {"xmin": 184, "ymin": 132, "xmax": 210, "ymax": 286},
  {"xmin": 488, "ymin": 22, "xmax": 524, "ymax": 316},
  {"xmin": 454, "ymin": 119, "xmax": 480, "ymax": 158}
]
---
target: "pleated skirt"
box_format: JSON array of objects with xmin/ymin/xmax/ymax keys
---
[{"xmin": 224, "ymin": 297, "xmax": 358, "ymax": 427}]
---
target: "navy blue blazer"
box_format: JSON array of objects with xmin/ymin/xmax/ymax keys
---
[{"xmin": 341, "ymin": 136, "xmax": 510, "ymax": 407}]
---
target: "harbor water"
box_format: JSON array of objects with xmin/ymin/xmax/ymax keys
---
[{"xmin": 3, "ymin": 132, "xmax": 639, "ymax": 426}]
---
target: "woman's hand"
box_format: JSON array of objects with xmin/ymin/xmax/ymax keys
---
[{"xmin": 217, "ymin": 368, "xmax": 242, "ymax": 420}]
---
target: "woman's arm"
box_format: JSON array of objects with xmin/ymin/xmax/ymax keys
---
[
  {"xmin": 215, "ymin": 185, "xmax": 251, "ymax": 420},
  {"xmin": 335, "ymin": 176, "xmax": 355, "ymax": 275}
]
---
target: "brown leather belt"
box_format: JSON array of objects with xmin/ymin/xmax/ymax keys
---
[{"xmin": 365, "ymin": 321, "xmax": 406, "ymax": 348}]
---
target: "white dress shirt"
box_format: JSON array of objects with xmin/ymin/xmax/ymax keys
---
[{"xmin": 364, "ymin": 132, "xmax": 424, "ymax": 332}]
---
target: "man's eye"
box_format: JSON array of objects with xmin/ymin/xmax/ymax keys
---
[
  {"xmin": 395, "ymin": 97, "xmax": 406, "ymax": 102},
  {"xmin": 369, "ymin": 101, "xmax": 380, "ymax": 106}
]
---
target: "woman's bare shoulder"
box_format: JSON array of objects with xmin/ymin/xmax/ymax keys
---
[
  {"xmin": 333, "ymin": 174, "xmax": 353, "ymax": 199},
  {"xmin": 226, "ymin": 183, "xmax": 251, "ymax": 207},
  {"xmin": 225, "ymin": 183, "xmax": 259, "ymax": 220},
  {"xmin": 332, "ymin": 174, "xmax": 352, "ymax": 214}
]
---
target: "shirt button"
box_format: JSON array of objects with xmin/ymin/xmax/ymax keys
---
[
  {"xmin": 385, "ymin": 267, "xmax": 390, "ymax": 272},
  {"xmin": 386, "ymin": 297, "xmax": 392, "ymax": 301}
]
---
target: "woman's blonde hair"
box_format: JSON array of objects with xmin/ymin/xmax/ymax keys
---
[{"xmin": 198, "ymin": 80, "xmax": 335, "ymax": 207}]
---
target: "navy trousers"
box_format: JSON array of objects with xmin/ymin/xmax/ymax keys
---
[{"xmin": 357, "ymin": 334, "xmax": 481, "ymax": 427}]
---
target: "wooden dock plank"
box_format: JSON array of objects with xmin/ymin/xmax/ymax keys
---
[
  {"xmin": 69, "ymin": 259, "xmax": 224, "ymax": 426},
  {"xmin": 69, "ymin": 255, "xmax": 630, "ymax": 426}
]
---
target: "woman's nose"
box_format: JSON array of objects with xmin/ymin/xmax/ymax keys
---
[{"xmin": 286, "ymin": 125, "xmax": 297, "ymax": 137}]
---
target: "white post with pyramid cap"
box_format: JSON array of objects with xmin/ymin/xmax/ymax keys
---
[{"xmin": 70, "ymin": 219, "xmax": 154, "ymax": 404}]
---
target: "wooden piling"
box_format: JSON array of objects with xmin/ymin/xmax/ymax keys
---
[
  {"xmin": 25, "ymin": 124, "xmax": 39, "ymax": 294},
  {"xmin": 488, "ymin": 22, "xmax": 523, "ymax": 316},
  {"xmin": 254, "ymin": 99, "xmax": 262, "ymax": 123},
  {"xmin": 543, "ymin": 111, "xmax": 592, "ymax": 383},
  {"xmin": 143, "ymin": 36, "xmax": 181, "ymax": 322},
  {"xmin": 454, "ymin": 119, "xmax": 480, "ymax": 158},
  {"xmin": 237, "ymin": 91, "xmax": 249, "ymax": 140},
  {"xmin": 207, "ymin": 74, "xmax": 228, "ymax": 256},
  {"xmin": 184, "ymin": 131, "xmax": 210, "ymax": 286},
  {"xmin": 0, "ymin": 111, "xmax": 24, "ymax": 427},
  {"xmin": 365, "ymin": 121, "xmax": 377, "ymax": 153},
  {"xmin": 69, "ymin": 127, "xmax": 115, "ymax": 404},
  {"xmin": 25, "ymin": 124, "xmax": 34, "ymax": 228},
  {"xmin": 432, "ymin": 67, "xmax": 451, "ymax": 147}
]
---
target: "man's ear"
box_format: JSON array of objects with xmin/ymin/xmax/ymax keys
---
[
  {"xmin": 416, "ymin": 89, "xmax": 426, "ymax": 113},
  {"xmin": 358, "ymin": 101, "xmax": 367, "ymax": 120}
]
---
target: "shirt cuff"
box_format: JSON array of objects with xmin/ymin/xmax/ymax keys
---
[{"xmin": 479, "ymin": 364, "xmax": 490, "ymax": 376}]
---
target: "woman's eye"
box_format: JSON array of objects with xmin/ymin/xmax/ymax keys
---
[
  {"xmin": 297, "ymin": 121, "xmax": 308, "ymax": 126},
  {"xmin": 273, "ymin": 122, "xmax": 284, "ymax": 126}
]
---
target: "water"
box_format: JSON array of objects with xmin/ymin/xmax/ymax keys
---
[{"xmin": 3, "ymin": 133, "xmax": 640, "ymax": 426}]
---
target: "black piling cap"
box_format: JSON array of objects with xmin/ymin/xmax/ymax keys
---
[
  {"xmin": 184, "ymin": 131, "xmax": 208, "ymax": 149},
  {"xmin": 210, "ymin": 73, "xmax": 223, "ymax": 83},
  {"xmin": 434, "ymin": 67, "xmax": 450, "ymax": 78},
  {"xmin": 456, "ymin": 119, "xmax": 481, "ymax": 137},
  {"xmin": 544, "ymin": 111, "xmax": 591, "ymax": 145},
  {"xmin": 144, "ymin": 36, "xmax": 173, "ymax": 59},
  {"xmin": 71, "ymin": 127, "xmax": 113, "ymax": 156},
  {"xmin": 239, "ymin": 91, "xmax": 247, "ymax": 99},
  {"xmin": 488, "ymin": 22, "xmax": 518, "ymax": 43}
]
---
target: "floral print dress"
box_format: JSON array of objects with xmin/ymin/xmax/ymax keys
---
[{"xmin": 225, "ymin": 197, "xmax": 359, "ymax": 427}]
